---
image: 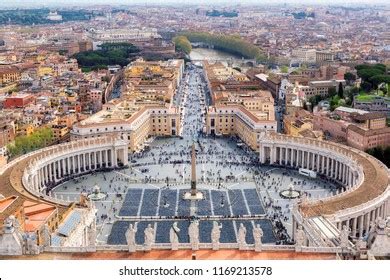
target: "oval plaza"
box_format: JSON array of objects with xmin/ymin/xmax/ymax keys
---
[{"xmin": 0, "ymin": 61, "xmax": 389, "ymax": 259}]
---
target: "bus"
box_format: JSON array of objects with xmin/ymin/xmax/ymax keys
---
[{"xmin": 299, "ymin": 168, "xmax": 317, "ymax": 178}]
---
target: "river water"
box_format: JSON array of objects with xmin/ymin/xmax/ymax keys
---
[{"xmin": 189, "ymin": 47, "xmax": 241, "ymax": 61}]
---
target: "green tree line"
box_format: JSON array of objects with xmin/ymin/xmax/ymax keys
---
[
  {"xmin": 173, "ymin": 36, "xmax": 192, "ymax": 55},
  {"xmin": 356, "ymin": 64, "xmax": 390, "ymax": 91},
  {"xmin": 7, "ymin": 127, "xmax": 53, "ymax": 158}
]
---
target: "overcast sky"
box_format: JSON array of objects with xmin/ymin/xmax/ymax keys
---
[{"xmin": 0, "ymin": 0, "xmax": 388, "ymax": 8}]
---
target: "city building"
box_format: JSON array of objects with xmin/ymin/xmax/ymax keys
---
[
  {"xmin": 290, "ymin": 79, "xmax": 346, "ymax": 99},
  {"xmin": 206, "ymin": 105, "xmax": 277, "ymax": 150},
  {"xmin": 0, "ymin": 66, "xmax": 21, "ymax": 85},
  {"xmin": 291, "ymin": 48, "xmax": 317, "ymax": 64},
  {"xmin": 254, "ymin": 73, "xmax": 281, "ymax": 100},
  {"xmin": 51, "ymin": 124, "xmax": 69, "ymax": 141},
  {"xmin": 283, "ymin": 109, "xmax": 323, "ymax": 139},
  {"xmin": 88, "ymin": 28, "xmax": 160, "ymax": 49},
  {"xmin": 4, "ymin": 94, "xmax": 35, "ymax": 109},
  {"xmin": 0, "ymin": 121, "xmax": 15, "ymax": 150},
  {"xmin": 314, "ymin": 107, "xmax": 390, "ymax": 150},
  {"xmin": 353, "ymin": 95, "xmax": 390, "ymax": 117},
  {"xmin": 124, "ymin": 58, "xmax": 184, "ymax": 104},
  {"xmin": 316, "ymin": 51, "xmax": 334, "ymax": 62},
  {"xmin": 71, "ymin": 101, "xmax": 181, "ymax": 151},
  {"xmin": 347, "ymin": 112, "xmax": 390, "ymax": 150}
]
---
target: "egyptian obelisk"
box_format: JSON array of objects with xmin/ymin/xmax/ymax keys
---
[
  {"xmin": 184, "ymin": 142, "xmax": 203, "ymax": 200},
  {"xmin": 191, "ymin": 142, "xmax": 197, "ymax": 196}
]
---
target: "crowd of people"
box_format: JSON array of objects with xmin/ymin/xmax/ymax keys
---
[{"xmin": 51, "ymin": 64, "xmax": 339, "ymax": 245}]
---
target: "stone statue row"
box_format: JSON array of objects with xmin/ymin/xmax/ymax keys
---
[{"xmin": 125, "ymin": 221, "xmax": 264, "ymax": 252}]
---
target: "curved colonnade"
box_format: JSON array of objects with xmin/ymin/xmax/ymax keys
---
[
  {"xmin": 259, "ymin": 134, "xmax": 390, "ymax": 239},
  {"xmin": 0, "ymin": 137, "xmax": 128, "ymax": 209},
  {"xmin": 1, "ymin": 133, "xmax": 389, "ymax": 246}
]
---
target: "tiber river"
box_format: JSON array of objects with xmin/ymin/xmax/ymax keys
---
[{"xmin": 189, "ymin": 47, "xmax": 241, "ymax": 61}]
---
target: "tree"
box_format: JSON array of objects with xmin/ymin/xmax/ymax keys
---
[
  {"xmin": 338, "ymin": 82, "xmax": 344, "ymax": 98},
  {"xmin": 7, "ymin": 127, "xmax": 53, "ymax": 158},
  {"xmin": 344, "ymin": 72, "xmax": 356, "ymax": 85},
  {"xmin": 355, "ymin": 63, "xmax": 389, "ymax": 90},
  {"xmin": 173, "ymin": 36, "xmax": 192, "ymax": 55},
  {"xmin": 369, "ymin": 75, "xmax": 390, "ymax": 89},
  {"xmin": 302, "ymin": 101, "xmax": 308, "ymax": 111},
  {"xmin": 280, "ymin": 65, "xmax": 289, "ymax": 73},
  {"xmin": 328, "ymin": 87, "xmax": 337, "ymax": 97},
  {"xmin": 73, "ymin": 43, "xmax": 139, "ymax": 69},
  {"xmin": 367, "ymin": 146, "xmax": 390, "ymax": 167},
  {"xmin": 309, "ymin": 95, "xmax": 323, "ymax": 107}
]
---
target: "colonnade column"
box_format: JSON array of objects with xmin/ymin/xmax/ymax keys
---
[
  {"xmin": 104, "ymin": 150, "xmax": 108, "ymax": 167},
  {"xmin": 78, "ymin": 154, "xmax": 81, "ymax": 172},
  {"xmin": 359, "ymin": 215, "xmax": 364, "ymax": 237},
  {"xmin": 111, "ymin": 148, "xmax": 116, "ymax": 167}
]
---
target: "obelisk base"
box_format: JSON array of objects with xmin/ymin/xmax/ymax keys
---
[{"xmin": 183, "ymin": 191, "xmax": 204, "ymax": 200}]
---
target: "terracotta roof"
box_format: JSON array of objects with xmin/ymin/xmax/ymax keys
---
[
  {"xmin": 24, "ymin": 201, "xmax": 57, "ymax": 232},
  {"xmin": 0, "ymin": 152, "xmax": 67, "ymax": 226},
  {"xmin": 352, "ymin": 112, "xmax": 387, "ymax": 121},
  {"xmin": 0, "ymin": 196, "xmax": 18, "ymax": 213}
]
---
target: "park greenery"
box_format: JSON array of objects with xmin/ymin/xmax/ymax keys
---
[
  {"xmin": 0, "ymin": 9, "xmax": 95, "ymax": 25},
  {"xmin": 73, "ymin": 43, "xmax": 140, "ymax": 71},
  {"xmin": 178, "ymin": 31, "xmax": 266, "ymax": 61},
  {"xmin": 355, "ymin": 63, "xmax": 390, "ymax": 91},
  {"xmin": 280, "ymin": 66, "xmax": 289, "ymax": 73},
  {"xmin": 307, "ymin": 64, "xmax": 389, "ymax": 112},
  {"xmin": 173, "ymin": 36, "xmax": 192, "ymax": 55},
  {"xmin": 308, "ymin": 83, "xmax": 355, "ymax": 111},
  {"xmin": 7, "ymin": 127, "xmax": 53, "ymax": 158}
]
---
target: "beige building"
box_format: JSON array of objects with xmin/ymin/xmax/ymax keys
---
[
  {"xmin": 51, "ymin": 124, "xmax": 69, "ymax": 141},
  {"xmin": 283, "ymin": 109, "xmax": 323, "ymax": 139},
  {"xmin": 0, "ymin": 66, "xmax": 21, "ymax": 85},
  {"xmin": 291, "ymin": 49, "xmax": 317, "ymax": 63},
  {"xmin": 292, "ymin": 79, "xmax": 346, "ymax": 99},
  {"xmin": 214, "ymin": 90, "xmax": 275, "ymax": 120},
  {"xmin": 316, "ymin": 51, "xmax": 334, "ymax": 62},
  {"xmin": 206, "ymin": 105, "xmax": 277, "ymax": 150},
  {"xmin": 347, "ymin": 112, "xmax": 390, "ymax": 150},
  {"xmin": 124, "ymin": 58, "xmax": 184, "ymax": 104},
  {"xmin": 71, "ymin": 100, "xmax": 181, "ymax": 152},
  {"xmin": 314, "ymin": 107, "xmax": 390, "ymax": 150}
]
